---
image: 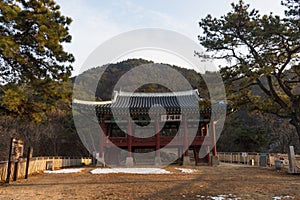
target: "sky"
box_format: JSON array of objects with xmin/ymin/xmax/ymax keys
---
[{"xmin": 55, "ymin": 0, "xmax": 286, "ymax": 76}]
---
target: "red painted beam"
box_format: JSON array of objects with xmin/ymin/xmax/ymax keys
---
[{"xmin": 108, "ymin": 136, "xmax": 210, "ymax": 147}]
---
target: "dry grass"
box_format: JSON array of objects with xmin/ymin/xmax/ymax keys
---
[{"xmin": 0, "ymin": 163, "xmax": 299, "ymax": 200}]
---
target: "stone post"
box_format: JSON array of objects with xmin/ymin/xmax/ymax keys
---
[{"xmin": 288, "ymin": 146, "xmax": 297, "ymax": 174}]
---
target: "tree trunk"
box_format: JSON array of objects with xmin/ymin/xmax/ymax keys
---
[
  {"xmin": 290, "ymin": 111, "xmax": 300, "ymax": 150},
  {"xmin": 295, "ymin": 123, "xmax": 300, "ymax": 147},
  {"xmin": 290, "ymin": 98, "xmax": 300, "ymax": 149}
]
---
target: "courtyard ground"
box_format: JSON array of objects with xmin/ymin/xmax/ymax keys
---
[{"xmin": 0, "ymin": 163, "xmax": 299, "ymax": 200}]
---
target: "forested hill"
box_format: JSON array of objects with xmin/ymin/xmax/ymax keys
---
[
  {"xmin": 72, "ymin": 58, "xmax": 211, "ymax": 101},
  {"xmin": 69, "ymin": 59, "xmax": 296, "ymax": 153}
]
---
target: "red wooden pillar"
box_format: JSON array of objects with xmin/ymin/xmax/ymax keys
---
[
  {"xmin": 201, "ymin": 126, "xmax": 204, "ymax": 136},
  {"xmin": 156, "ymin": 120, "xmax": 160, "ymax": 153},
  {"xmin": 178, "ymin": 147, "xmax": 182, "ymax": 158},
  {"xmin": 207, "ymin": 145, "xmax": 211, "ymax": 164},
  {"xmin": 211, "ymin": 121, "xmax": 217, "ymax": 156},
  {"xmin": 155, "ymin": 120, "xmax": 160, "ymax": 156},
  {"xmin": 205, "ymin": 122, "xmax": 210, "ymax": 165},
  {"xmin": 105, "ymin": 123, "xmax": 110, "ymax": 144},
  {"xmin": 182, "ymin": 116, "xmax": 191, "ymax": 165},
  {"xmin": 205, "ymin": 123, "xmax": 209, "ymax": 136},
  {"xmin": 99, "ymin": 121, "xmax": 105, "ymax": 158},
  {"xmin": 127, "ymin": 120, "xmax": 133, "ymax": 157},
  {"xmin": 184, "ymin": 118, "xmax": 189, "ymax": 157},
  {"xmin": 193, "ymin": 146, "xmax": 200, "ymax": 164},
  {"xmin": 155, "ymin": 119, "xmax": 162, "ymax": 165}
]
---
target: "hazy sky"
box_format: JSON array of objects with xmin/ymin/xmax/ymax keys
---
[{"xmin": 56, "ymin": 0, "xmax": 285, "ymax": 75}]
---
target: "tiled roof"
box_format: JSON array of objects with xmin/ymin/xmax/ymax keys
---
[
  {"xmin": 109, "ymin": 90, "xmax": 200, "ymax": 109},
  {"xmin": 73, "ymin": 90, "xmax": 201, "ymax": 114},
  {"xmin": 72, "ymin": 90, "xmax": 229, "ymax": 117}
]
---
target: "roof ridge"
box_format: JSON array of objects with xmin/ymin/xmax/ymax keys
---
[{"xmin": 117, "ymin": 89, "xmax": 199, "ymax": 97}]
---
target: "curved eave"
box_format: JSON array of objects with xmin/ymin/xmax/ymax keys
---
[{"xmin": 73, "ymin": 99, "xmax": 112, "ymax": 105}]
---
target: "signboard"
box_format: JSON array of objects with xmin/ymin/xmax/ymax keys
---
[
  {"xmin": 242, "ymin": 152, "xmax": 248, "ymax": 157},
  {"xmin": 161, "ymin": 114, "xmax": 182, "ymax": 122},
  {"xmin": 242, "ymin": 152, "xmax": 248, "ymax": 165},
  {"xmin": 6, "ymin": 138, "xmax": 24, "ymax": 183},
  {"xmin": 11, "ymin": 139, "xmax": 24, "ymax": 162}
]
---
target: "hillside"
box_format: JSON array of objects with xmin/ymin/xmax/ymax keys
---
[{"xmin": 72, "ymin": 58, "xmax": 210, "ymax": 101}]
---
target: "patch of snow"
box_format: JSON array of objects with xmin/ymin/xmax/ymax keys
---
[
  {"xmin": 195, "ymin": 194, "xmax": 239, "ymax": 200},
  {"xmin": 44, "ymin": 168, "xmax": 83, "ymax": 174},
  {"xmin": 90, "ymin": 168, "xmax": 171, "ymax": 174},
  {"xmin": 273, "ymin": 196, "xmax": 294, "ymax": 200},
  {"xmin": 175, "ymin": 168, "xmax": 198, "ymax": 173}
]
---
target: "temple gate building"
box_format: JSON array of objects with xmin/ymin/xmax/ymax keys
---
[{"xmin": 73, "ymin": 89, "xmax": 218, "ymax": 166}]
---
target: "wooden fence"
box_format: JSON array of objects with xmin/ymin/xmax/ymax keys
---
[
  {"xmin": 0, "ymin": 157, "xmax": 92, "ymax": 182},
  {"xmin": 218, "ymin": 152, "xmax": 300, "ymax": 167}
]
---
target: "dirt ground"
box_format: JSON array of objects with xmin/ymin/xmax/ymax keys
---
[{"xmin": 0, "ymin": 163, "xmax": 299, "ymax": 200}]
